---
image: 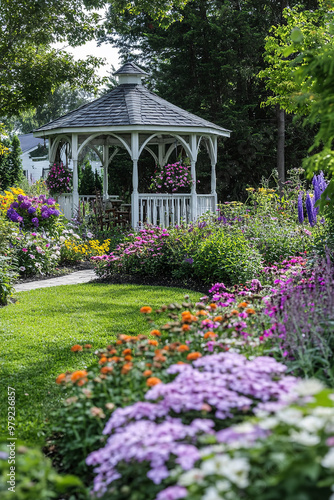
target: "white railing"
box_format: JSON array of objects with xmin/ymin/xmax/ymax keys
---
[
  {"xmin": 138, "ymin": 194, "xmax": 191, "ymax": 228},
  {"xmin": 197, "ymin": 194, "xmax": 216, "ymax": 217},
  {"xmin": 57, "ymin": 194, "xmax": 73, "ymax": 219}
]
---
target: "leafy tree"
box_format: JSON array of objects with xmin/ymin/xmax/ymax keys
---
[
  {"xmin": 101, "ymin": 0, "xmax": 318, "ymax": 200},
  {"xmin": 1, "ymin": 0, "xmax": 189, "ymax": 116},
  {"xmin": 0, "ymin": 135, "xmax": 24, "ymax": 190}
]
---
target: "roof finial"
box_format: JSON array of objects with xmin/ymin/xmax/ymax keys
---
[{"xmin": 114, "ymin": 61, "xmax": 148, "ymax": 85}]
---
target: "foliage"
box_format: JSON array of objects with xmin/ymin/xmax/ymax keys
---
[
  {"xmin": 0, "ymin": 441, "xmax": 83, "ymax": 499},
  {"xmin": 149, "ymin": 162, "xmax": 194, "ymax": 193},
  {"xmin": 46, "ymin": 163, "xmax": 73, "ymax": 196},
  {"xmin": 259, "ymin": 1, "xmax": 333, "ymax": 113},
  {"xmin": 79, "ymin": 159, "xmax": 102, "ymax": 195},
  {"xmin": 103, "ymin": 0, "xmax": 318, "ymax": 201},
  {"xmin": 17, "ymin": 179, "xmax": 50, "ymax": 198},
  {"xmin": 0, "ymin": 256, "xmax": 17, "ymax": 306},
  {"xmin": 0, "ymin": 0, "xmax": 105, "ymax": 116},
  {"xmin": 0, "ymin": 135, "xmax": 24, "ymax": 191}
]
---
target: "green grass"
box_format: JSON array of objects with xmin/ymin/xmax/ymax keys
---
[{"xmin": 0, "ymin": 282, "xmax": 201, "ymax": 445}]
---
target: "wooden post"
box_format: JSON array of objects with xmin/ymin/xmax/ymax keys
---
[
  {"xmin": 190, "ymin": 134, "xmax": 197, "ymax": 221},
  {"xmin": 72, "ymin": 134, "xmax": 79, "ymax": 215},
  {"xmin": 131, "ymin": 132, "xmax": 139, "ymax": 228},
  {"xmin": 103, "ymin": 144, "xmax": 109, "ymax": 200},
  {"xmin": 210, "ymin": 136, "xmax": 218, "ymax": 212}
]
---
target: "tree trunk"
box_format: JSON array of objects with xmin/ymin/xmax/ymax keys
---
[{"xmin": 277, "ymin": 105, "xmax": 285, "ymax": 193}]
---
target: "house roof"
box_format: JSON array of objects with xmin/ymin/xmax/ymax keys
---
[
  {"xmin": 18, "ymin": 133, "xmax": 47, "ymax": 154},
  {"xmin": 34, "ymin": 62, "xmax": 230, "ymax": 135}
]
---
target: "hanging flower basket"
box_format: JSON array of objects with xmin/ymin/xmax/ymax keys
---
[
  {"xmin": 149, "ymin": 162, "xmax": 195, "ymax": 194},
  {"xmin": 46, "ymin": 163, "xmax": 73, "ymax": 196}
]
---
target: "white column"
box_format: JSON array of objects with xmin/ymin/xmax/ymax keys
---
[
  {"xmin": 71, "ymin": 134, "xmax": 79, "ymax": 215},
  {"xmin": 190, "ymin": 134, "xmax": 197, "ymax": 221},
  {"xmin": 210, "ymin": 137, "xmax": 218, "ymax": 211},
  {"xmin": 103, "ymin": 144, "xmax": 109, "ymax": 200},
  {"xmin": 131, "ymin": 132, "xmax": 139, "ymax": 229},
  {"xmin": 158, "ymin": 142, "xmax": 164, "ymax": 167}
]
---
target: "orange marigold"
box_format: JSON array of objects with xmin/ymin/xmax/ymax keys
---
[
  {"xmin": 214, "ymin": 316, "xmax": 223, "ymax": 322},
  {"xmin": 110, "ymin": 356, "xmax": 121, "ymax": 363},
  {"xmin": 56, "ymin": 373, "xmax": 66, "ymax": 384},
  {"xmin": 84, "ymin": 344, "xmax": 92, "ymax": 349},
  {"xmin": 245, "ymin": 308, "xmax": 256, "ymax": 315},
  {"xmin": 196, "ymin": 310, "xmax": 208, "ymax": 316},
  {"xmin": 154, "ymin": 354, "xmax": 167, "ymax": 362},
  {"xmin": 99, "ymin": 356, "xmax": 108, "ymax": 365},
  {"xmin": 70, "ymin": 370, "xmax": 88, "ymax": 384},
  {"xmin": 140, "ymin": 306, "xmax": 152, "ymax": 314},
  {"xmin": 177, "ymin": 344, "xmax": 190, "ymax": 352},
  {"xmin": 182, "ymin": 324, "xmax": 191, "ymax": 332},
  {"xmin": 121, "ymin": 362, "xmax": 133, "ymax": 374},
  {"xmin": 146, "ymin": 377, "xmax": 162, "ymax": 387},
  {"xmin": 116, "ymin": 340, "xmax": 123, "ymax": 345},
  {"xmin": 181, "ymin": 311, "xmax": 192, "ymax": 323},
  {"xmin": 124, "ymin": 355, "xmax": 133, "ymax": 361},
  {"xmin": 122, "ymin": 348, "xmax": 132, "ymax": 355},
  {"xmin": 148, "ymin": 339, "xmax": 159, "ymax": 346},
  {"xmin": 176, "ymin": 361, "xmax": 186, "ymax": 365},
  {"xmin": 143, "ymin": 369, "xmax": 153, "ymax": 377},
  {"xmin": 230, "ymin": 310, "xmax": 239, "ymax": 316},
  {"xmin": 108, "ymin": 348, "xmax": 117, "ymax": 355},
  {"xmin": 100, "ymin": 366, "xmax": 113, "ymax": 375},
  {"xmin": 187, "ymin": 352, "xmax": 202, "ymax": 361},
  {"xmin": 71, "ymin": 344, "xmax": 83, "ymax": 352},
  {"xmin": 238, "ymin": 302, "xmax": 249, "ymax": 308},
  {"xmin": 203, "ymin": 331, "xmax": 217, "ymax": 339},
  {"xmin": 150, "ymin": 329, "xmax": 161, "ymax": 337},
  {"xmin": 209, "ymin": 303, "xmax": 217, "ymax": 310}
]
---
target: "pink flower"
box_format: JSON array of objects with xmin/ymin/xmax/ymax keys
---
[{"xmin": 22, "ymin": 248, "xmax": 28, "ymax": 252}]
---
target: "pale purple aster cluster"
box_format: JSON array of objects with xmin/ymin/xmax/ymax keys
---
[
  {"xmin": 156, "ymin": 486, "xmax": 187, "ymax": 500},
  {"xmin": 87, "ymin": 419, "xmax": 214, "ymax": 495}
]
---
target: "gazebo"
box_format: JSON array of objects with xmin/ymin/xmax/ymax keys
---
[{"xmin": 34, "ymin": 61, "xmax": 231, "ymax": 228}]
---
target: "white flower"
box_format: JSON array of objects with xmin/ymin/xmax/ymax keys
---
[
  {"xmin": 19, "ymin": 266, "xmax": 25, "ymax": 271},
  {"xmin": 202, "ymin": 487, "xmax": 222, "ymax": 500},
  {"xmin": 294, "ymin": 379, "xmax": 325, "ymax": 397},
  {"xmin": 233, "ymin": 422, "xmax": 254, "ymax": 434},
  {"xmin": 321, "ymin": 448, "xmax": 334, "ymax": 469},
  {"xmin": 59, "ymin": 236, "xmax": 66, "ymax": 243},
  {"xmin": 179, "ymin": 469, "xmax": 205, "ymax": 486},
  {"xmin": 223, "ymin": 457, "xmax": 250, "ymax": 488},
  {"xmin": 289, "ymin": 430, "xmax": 320, "ymax": 446},
  {"xmin": 277, "ymin": 408, "xmax": 303, "ymax": 425},
  {"xmin": 258, "ymin": 417, "xmax": 279, "ymax": 430},
  {"xmin": 298, "ymin": 416, "xmax": 324, "ymax": 433},
  {"xmin": 216, "ymin": 480, "xmax": 231, "ymax": 492},
  {"xmin": 201, "ymin": 456, "xmax": 229, "ymax": 475},
  {"xmin": 312, "ymin": 407, "xmax": 334, "ymax": 418}
]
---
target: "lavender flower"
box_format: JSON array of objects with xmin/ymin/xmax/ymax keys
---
[
  {"xmin": 156, "ymin": 486, "xmax": 188, "ymax": 500},
  {"xmin": 297, "ymin": 192, "xmax": 304, "ymax": 224},
  {"xmin": 305, "ymin": 193, "xmax": 315, "ymax": 227}
]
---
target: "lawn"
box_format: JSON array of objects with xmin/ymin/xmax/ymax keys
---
[{"xmin": 0, "ymin": 282, "xmax": 201, "ymax": 445}]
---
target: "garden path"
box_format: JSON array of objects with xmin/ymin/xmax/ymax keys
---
[{"xmin": 14, "ymin": 269, "xmax": 96, "ymax": 292}]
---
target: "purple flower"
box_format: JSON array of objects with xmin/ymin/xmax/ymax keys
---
[
  {"xmin": 297, "ymin": 192, "xmax": 304, "ymax": 224},
  {"xmin": 156, "ymin": 486, "xmax": 188, "ymax": 500},
  {"xmin": 31, "ymin": 217, "xmax": 39, "ymax": 227},
  {"xmin": 28, "ymin": 206, "xmax": 36, "ymax": 214},
  {"xmin": 305, "ymin": 193, "xmax": 315, "ymax": 227}
]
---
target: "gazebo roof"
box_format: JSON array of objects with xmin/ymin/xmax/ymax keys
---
[{"xmin": 34, "ymin": 62, "xmax": 230, "ymax": 136}]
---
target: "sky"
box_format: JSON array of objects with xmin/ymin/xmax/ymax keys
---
[{"xmin": 54, "ymin": 41, "xmax": 121, "ymax": 78}]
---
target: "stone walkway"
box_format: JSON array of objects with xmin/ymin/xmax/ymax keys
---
[{"xmin": 14, "ymin": 269, "xmax": 96, "ymax": 292}]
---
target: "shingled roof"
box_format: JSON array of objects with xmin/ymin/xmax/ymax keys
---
[{"xmin": 35, "ymin": 62, "xmax": 230, "ymax": 135}]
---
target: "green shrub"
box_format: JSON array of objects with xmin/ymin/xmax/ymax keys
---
[
  {"xmin": 0, "ymin": 256, "xmax": 17, "ymax": 306},
  {"xmin": 192, "ymin": 229, "xmax": 263, "ymax": 285},
  {"xmin": 0, "ymin": 441, "xmax": 83, "ymax": 499}
]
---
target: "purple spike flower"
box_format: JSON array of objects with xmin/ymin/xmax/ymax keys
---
[
  {"xmin": 305, "ymin": 193, "xmax": 315, "ymax": 227},
  {"xmin": 298, "ymin": 192, "xmax": 304, "ymax": 224}
]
